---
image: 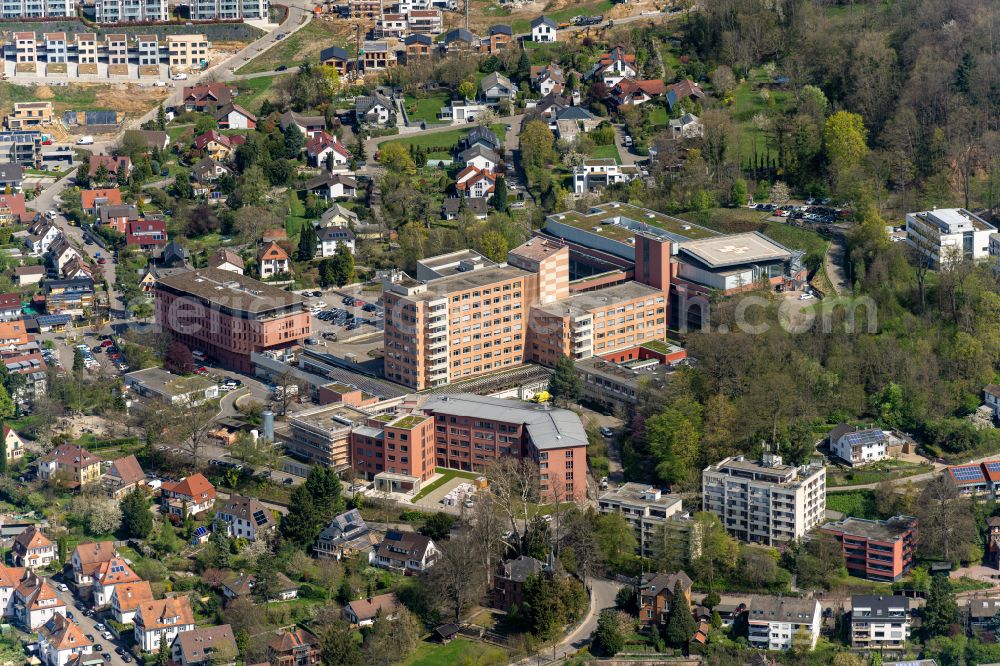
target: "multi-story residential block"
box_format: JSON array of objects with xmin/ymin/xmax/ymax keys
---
[
  {"xmin": 42, "ymin": 33, "xmax": 67, "ymax": 62},
  {"xmin": 905, "ymin": 208, "xmax": 996, "ymax": 267},
  {"xmin": 95, "ymin": 0, "xmax": 167, "ymax": 22},
  {"xmin": 1, "ymin": 0, "xmax": 71, "ymax": 20},
  {"xmin": 374, "ymin": 13, "xmax": 407, "ymax": 39},
  {"xmin": 748, "ymin": 596, "xmax": 821, "ymax": 651},
  {"xmin": 819, "ymin": 515, "xmax": 917, "ymax": 582},
  {"xmin": 105, "ymin": 34, "xmax": 128, "ymax": 64},
  {"xmin": 598, "ymin": 483, "xmax": 684, "ymax": 558},
  {"xmin": 134, "ymin": 597, "xmax": 195, "ymax": 652},
  {"xmin": 851, "ymin": 594, "xmax": 910, "ymax": 652},
  {"xmin": 37, "ymin": 613, "xmax": 92, "ymax": 666},
  {"xmin": 573, "ymin": 346, "xmax": 686, "ymax": 413},
  {"xmin": 702, "ymin": 453, "xmax": 826, "ymax": 546},
  {"xmin": 154, "ymin": 268, "xmax": 310, "ymax": 373},
  {"xmin": 190, "ymin": 0, "xmax": 267, "ymax": 20},
  {"xmin": 70, "ymin": 542, "xmax": 117, "ymax": 586},
  {"xmin": 215, "ymin": 495, "xmax": 275, "ymax": 542},
  {"xmin": 160, "ymin": 474, "xmax": 216, "ymax": 516},
  {"xmin": 11, "ymin": 527, "xmax": 55, "ymax": 571},
  {"xmin": 167, "ymin": 34, "xmax": 210, "ymax": 68},
  {"xmin": 637, "ymin": 571, "xmax": 692, "ymax": 626},
  {"xmin": 407, "ymin": 9, "xmax": 441, "ymax": 34},
  {"xmin": 0, "ymin": 130, "xmax": 42, "ymax": 166},
  {"xmin": 14, "ymin": 33, "xmax": 37, "ymax": 63},
  {"xmin": 828, "ymin": 424, "xmax": 889, "ymax": 466},
  {"xmin": 37, "ymin": 444, "xmax": 102, "ymax": 489},
  {"xmin": 136, "ymin": 35, "xmax": 159, "ymax": 65},
  {"xmin": 76, "ymin": 34, "xmax": 98, "ymax": 63},
  {"xmin": 850, "ymin": 595, "xmax": 910, "ymax": 650},
  {"xmin": 44, "ymin": 277, "xmax": 95, "ymax": 316}
]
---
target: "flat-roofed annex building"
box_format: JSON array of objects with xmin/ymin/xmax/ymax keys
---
[
  {"xmin": 702, "ymin": 453, "xmax": 826, "ymax": 546},
  {"xmin": 905, "ymin": 207, "xmax": 996, "ymax": 267},
  {"xmin": 287, "ymin": 403, "xmax": 370, "ymax": 470},
  {"xmin": 819, "ymin": 515, "xmax": 916, "ymax": 582},
  {"xmin": 154, "ymin": 268, "xmax": 310, "ymax": 373},
  {"xmin": 598, "ymin": 483, "xmax": 684, "ymax": 557}
]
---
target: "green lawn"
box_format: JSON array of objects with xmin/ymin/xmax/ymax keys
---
[
  {"xmin": 762, "ymin": 221, "xmax": 829, "ymax": 257},
  {"xmin": 382, "ymin": 124, "xmax": 507, "ymax": 159},
  {"xmin": 510, "ymin": 0, "xmax": 612, "ymax": 32},
  {"xmin": 411, "ymin": 468, "xmax": 481, "ymax": 502},
  {"xmin": 647, "ymin": 105, "xmax": 670, "ymax": 127},
  {"xmin": 285, "ymin": 190, "xmax": 310, "ymax": 239},
  {"xmin": 236, "ymin": 74, "xmax": 294, "ymax": 113},
  {"xmin": 236, "ymin": 21, "xmax": 350, "ymax": 75},
  {"xmin": 826, "ymin": 490, "xmax": 880, "ymax": 519},
  {"xmin": 589, "ymin": 143, "xmax": 620, "ymax": 163},
  {"xmin": 405, "ymin": 92, "xmax": 450, "ymax": 124},
  {"xmin": 827, "ymin": 460, "xmax": 934, "ymax": 487},
  {"xmin": 401, "ymin": 639, "xmax": 507, "ymax": 666},
  {"xmin": 730, "ymin": 78, "xmax": 793, "ymax": 162}
]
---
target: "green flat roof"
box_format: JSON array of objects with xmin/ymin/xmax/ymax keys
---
[
  {"xmin": 547, "ymin": 202, "xmax": 719, "ymax": 244},
  {"xmin": 389, "ymin": 414, "xmax": 429, "ymax": 429}
]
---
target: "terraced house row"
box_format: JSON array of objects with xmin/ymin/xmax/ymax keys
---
[{"xmin": 9, "ymin": 32, "xmax": 211, "ymax": 67}]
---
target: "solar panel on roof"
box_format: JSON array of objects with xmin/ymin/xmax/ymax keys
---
[
  {"xmin": 986, "ymin": 462, "xmax": 1000, "ymax": 473},
  {"xmin": 193, "ymin": 527, "xmax": 208, "ymax": 536},
  {"xmin": 844, "ymin": 430, "xmax": 885, "ymax": 447},
  {"xmin": 252, "ymin": 510, "xmax": 268, "ymax": 526}
]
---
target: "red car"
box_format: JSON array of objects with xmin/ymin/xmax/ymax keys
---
[
  {"xmin": 97, "ymin": 258, "xmax": 106, "ymax": 265},
  {"xmin": 354, "ymin": 300, "xmax": 366, "ymax": 307},
  {"xmin": 101, "ymin": 340, "xmax": 113, "ymax": 347},
  {"xmin": 195, "ymin": 366, "xmax": 208, "ymax": 375}
]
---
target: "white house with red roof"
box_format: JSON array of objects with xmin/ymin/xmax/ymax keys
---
[
  {"xmin": 11, "ymin": 526, "xmax": 54, "ymax": 571},
  {"xmin": 16, "ymin": 570, "xmax": 66, "ymax": 629},
  {"xmin": 306, "ymin": 132, "xmax": 351, "ymax": 169},
  {"xmin": 455, "ymin": 166, "xmax": 496, "ymax": 199},
  {"xmin": 134, "ymin": 597, "xmax": 195, "ymax": 652},
  {"xmin": 70, "ymin": 542, "xmax": 117, "ymax": 586},
  {"xmin": 214, "ymin": 103, "xmax": 256, "ymax": 130},
  {"xmin": 37, "ymin": 612, "xmax": 92, "ymax": 666},
  {"xmin": 92, "ymin": 557, "xmax": 142, "ymax": 608},
  {"xmin": 160, "ymin": 473, "xmax": 216, "ymax": 516}
]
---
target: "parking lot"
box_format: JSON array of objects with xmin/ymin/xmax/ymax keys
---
[
  {"xmin": 46, "ymin": 333, "xmax": 131, "ymax": 377},
  {"xmin": 52, "ymin": 579, "xmax": 135, "ymax": 666},
  {"xmin": 300, "ymin": 290, "xmax": 384, "ymax": 348}
]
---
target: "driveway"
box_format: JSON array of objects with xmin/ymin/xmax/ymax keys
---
[
  {"xmin": 823, "ymin": 233, "xmax": 849, "ymax": 296},
  {"xmin": 52, "ymin": 581, "xmax": 133, "ymax": 666}
]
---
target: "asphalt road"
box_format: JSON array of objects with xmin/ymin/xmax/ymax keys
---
[{"xmin": 53, "ymin": 582, "xmax": 133, "ymax": 666}]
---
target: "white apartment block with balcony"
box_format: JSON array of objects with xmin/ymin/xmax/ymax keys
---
[
  {"xmin": 905, "ymin": 208, "xmax": 996, "ymax": 268},
  {"xmin": 1, "ymin": 0, "xmax": 72, "ymax": 19},
  {"xmin": 598, "ymin": 483, "xmax": 685, "ymax": 558},
  {"xmin": 95, "ymin": 0, "xmax": 168, "ymax": 22},
  {"xmin": 573, "ymin": 158, "xmax": 640, "ymax": 194},
  {"xmin": 190, "ymin": 0, "xmax": 267, "ymax": 20},
  {"xmin": 702, "ymin": 453, "xmax": 826, "ymax": 546},
  {"xmin": 748, "ymin": 596, "xmax": 821, "ymax": 651},
  {"xmin": 850, "ymin": 595, "xmax": 910, "ymax": 650}
]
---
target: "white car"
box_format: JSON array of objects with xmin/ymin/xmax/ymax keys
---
[
  {"xmin": 799, "ymin": 293, "xmax": 814, "ymax": 300},
  {"xmin": 58, "ymin": 584, "xmax": 69, "ymax": 592},
  {"xmin": 94, "ymin": 624, "xmax": 105, "ymax": 631},
  {"xmin": 101, "ymin": 632, "xmax": 113, "ymax": 641}
]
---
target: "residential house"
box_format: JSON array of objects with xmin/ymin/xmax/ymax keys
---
[
  {"xmin": 15, "ymin": 571, "xmax": 66, "ymax": 629},
  {"xmin": 438, "ymin": 98, "xmax": 488, "ymax": 123},
  {"xmin": 160, "ymin": 473, "xmax": 216, "ymax": 517},
  {"xmin": 171, "ymin": 625, "xmax": 236, "ymax": 666},
  {"xmin": 222, "ymin": 572, "xmax": 297, "ymax": 601},
  {"xmin": 480, "ymin": 72, "xmax": 515, "ymax": 103},
  {"xmin": 403, "ymin": 34, "xmax": 433, "ymax": 60},
  {"xmin": 279, "ymin": 111, "xmax": 325, "ymax": 138},
  {"xmin": 665, "ymin": 78, "xmax": 706, "ymax": 109},
  {"xmin": 91, "ymin": 557, "xmax": 141, "ymax": 608},
  {"xmin": 343, "ymin": 592, "xmax": 401, "ymax": 627},
  {"xmin": 373, "ymin": 13, "xmax": 406, "ymax": 39},
  {"xmin": 125, "ymin": 130, "xmax": 169, "ymax": 153},
  {"xmin": 531, "ymin": 64, "xmax": 565, "ymax": 95},
  {"xmin": 460, "ymin": 144, "xmax": 499, "ymax": 172},
  {"xmin": 303, "ymin": 173, "xmax": 357, "ymax": 200},
  {"xmin": 637, "ymin": 571, "xmax": 693, "ymax": 626},
  {"xmin": 315, "ymin": 509, "xmax": 375, "ymax": 560},
  {"xmin": 747, "ymin": 596, "xmax": 821, "ymax": 651},
  {"xmin": 461, "ymin": 125, "xmax": 501, "ymax": 152},
  {"xmin": 109, "ymin": 581, "xmax": 153, "ymax": 625},
  {"xmin": 590, "ymin": 45, "xmax": 638, "ymax": 86},
  {"xmin": 81, "ymin": 188, "xmax": 122, "ymax": 216},
  {"xmin": 126, "ymin": 218, "xmax": 168, "ymax": 250},
  {"xmin": 182, "ymin": 83, "xmax": 236, "ymax": 113},
  {"xmin": 492, "ymin": 555, "xmax": 545, "ymax": 611},
  {"xmin": 88, "ymin": 155, "xmax": 131, "ymax": 180},
  {"xmin": 214, "ymin": 103, "xmax": 256, "ymax": 130},
  {"xmin": 531, "ymin": 16, "xmax": 557, "ymax": 42},
  {"xmin": 481, "ymin": 24, "xmax": 512, "ymax": 53},
  {"xmin": 317, "ymin": 226, "xmax": 355, "ymax": 257},
  {"xmin": 362, "ymin": 40, "xmax": 395, "ymax": 70},
  {"xmin": 4, "ymin": 102, "xmax": 53, "ymax": 131},
  {"xmin": 0, "ymin": 293, "xmax": 20, "ymax": 321},
  {"xmin": 552, "ymin": 106, "xmax": 599, "ymax": 141},
  {"xmin": 102, "ymin": 454, "xmax": 146, "ymax": 500},
  {"xmin": 455, "ymin": 166, "xmax": 496, "ymax": 198},
  {"xmin": 134, "ymin": 596, "xmax": 196, "ymax": 652},
  {"xmin": 105, "ymin": 34, "xmax": 127, "ymax": 65},
  {"xmin": 215, "ymin": 495, "xmax": 276, "ymax": 542},
  {"xmin": 195, "ymin": 131, "xmax": 237, "ymax": 161},
  {"xmin": 208, "ymin": 249, "xmax": 244, "ymax": 274},
  {"xmin": 407, "ymin": 9, "xmax": 442, "ymax": 35},
  {"xmin": 305, "ymin": 132, "xmax": 351, "ymax": 168},
  {"xmin": 48, "ymin": 247, "xmax": 89, "ymax": 284},
  {"xmin": 442, "ymin": 196, "xmax": 488, "ymax": 221},
  {"xmin": 76, "ymin": 34, "xmax": 98, "ymax": 64},
  {"xmin": 257, "ymin": 241, "xmax": 291, "ymax": 279},
  {"xmin": 37, "ymin": 444, "xmax": 101, "ymax": 489},
  {"xmin": 355, "ymin": 93, "xmax": 395, "ymax": 127},
  {"xmin": 829, "ymin": 424, "xmax": 889, "ymax": 466},
  {"xmin": 573, "ymin": 158, "xmax": 641, "ymax": 194},
  {"xmin": 319, "ymin": 46, "xmax": 351, "ymax": 75},
  {"xmin": 99, "ymin": 203, "xmax": 139, "ymax": 233},
  {"xmin": 136, "ymin": 35, "xmax": 159, "ymax": 66},
  {"xmin": 850, "ymin": 595, "xmax": 910, "ymax": 650},
  {"xmin": 0, "ymin": 192, "xmax": 26, "ymax": 226},
  {"xmin": 318, "ymin": 204, "xmax": 359, "ymax": 228},
  {"xmin": 2, "ymin": 426, "xmax": 25, "ymax": 462},
  {"xmin": 70, "ymin": 541, "xmax": 117, "ymax": 586},
  {"xmin": 370, "ymin": 530, "xmax": 437, "ymax": 573},
  {"xmin": 61, "ymin": 258, "xmax": 95, "ymax": 282},
  {"xmin": 25, "ymin": 220, "xmax": 60, "ymax": 255},
  {"xmin": 0, "ymin": 163, "xmax": 23, "ymax": 192},
  {"xmin": 37, "ymin": 613, "xmax": 92, "ymax": 666},
  {"xmin": 267, "ymin": 629, "xmax": 320, "ymax": 666},
  {"xmin": 530, "ymin": 92, "xmax": 571, "ymax": 119},
  {"xmin": 669, "ymin": 112, "xmax": 703, "ymax": 139},
  {"xmin": 191, "ymin": 157, "xmax": 231, "ymax": 185},
  {"xmin": 15, "ymin": 266, "xmax": 45, "ymax": 286},
  {"xmin": 612, "ymin": 78, "xmax": 667, "ymax": 107},
  {"xmin": 441, "ymin": 28, "xmax": 477, "ymax": 52},
  {"xmin": 968, "ymin": 595, "xmax": 1000, "ymax": 634},
  {"xmin": 43, "ymin": 33, "xmax": 68, "ymax": 63},
  {"xmin": 11, "ymin": 526, "xmax": 55, "ymax": 571}
]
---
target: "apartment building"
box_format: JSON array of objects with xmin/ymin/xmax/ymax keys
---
[
  {"xmin": 76, "ymin": 34, "xmax": 98, "ymax": 63},
  {"xmin": 849, "ymin": 595, "xmax": 910, "ymax": 650},
  {"xmin": 819, "ymin": 516, "xmax": 917, "ymax": 582},
  {"xmin": 351, "ymin": 393, "xmax": 588, "ymax": 502},
  {"xmin": 374, "ymin": 13, "xmax": 407, "ymax": 39},
  {"xmin": 0, "ymin": 0, "xmax": 71, "ymax": 19},
  {"xmin": 702, "ymin": 453, "xmax": 826, "ymax": 546},
  {"xmin": 95, "ymin": 0, "xmax": 167, "ymax": 22},
  {"xmin": 136, "ymin": 35, "xmax": 159, "ymax": 66},
  {"xmin": 4, "ymin": 102, "xmax": 53, "ymax": 131},
  {"xmin": 167, "ymin": 34, "xmax": 210, "ymax": 68},
  {"xmin": 14, "ymin": 33, "xmax": 36, "ymax": 63},
  {"xmin": 190, "ymin": 0, "xmax": 267, "ymax": 20},
  {"xmin": 105, "ymin": 34, "xmax": 128, "ymax": 65},
  {"xmin": 42, "ymin": 33, "xmax": 67, "ymax": 63},
  {"xmin": 597, "ymin": 483, "xmax": 685, "ymax": 558},
  {"xmin": 407, "ymin": 9, "xmax": 442, "ymax": 34},
  {"xmin": 154, "ymin": 268, "xmax": 310, "ymax": 373},
  {"xmin": 906, "ymin": 207, "xmax": 996, "ymax": 267},
  {"xmin": 748, "ymin": 596, "xmax": 821, "ymax": 651}
]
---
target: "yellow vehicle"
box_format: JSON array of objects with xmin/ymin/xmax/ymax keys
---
[{"xmin": 532, "ymin": 391, "xmax": 551, "ymax": 403}]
